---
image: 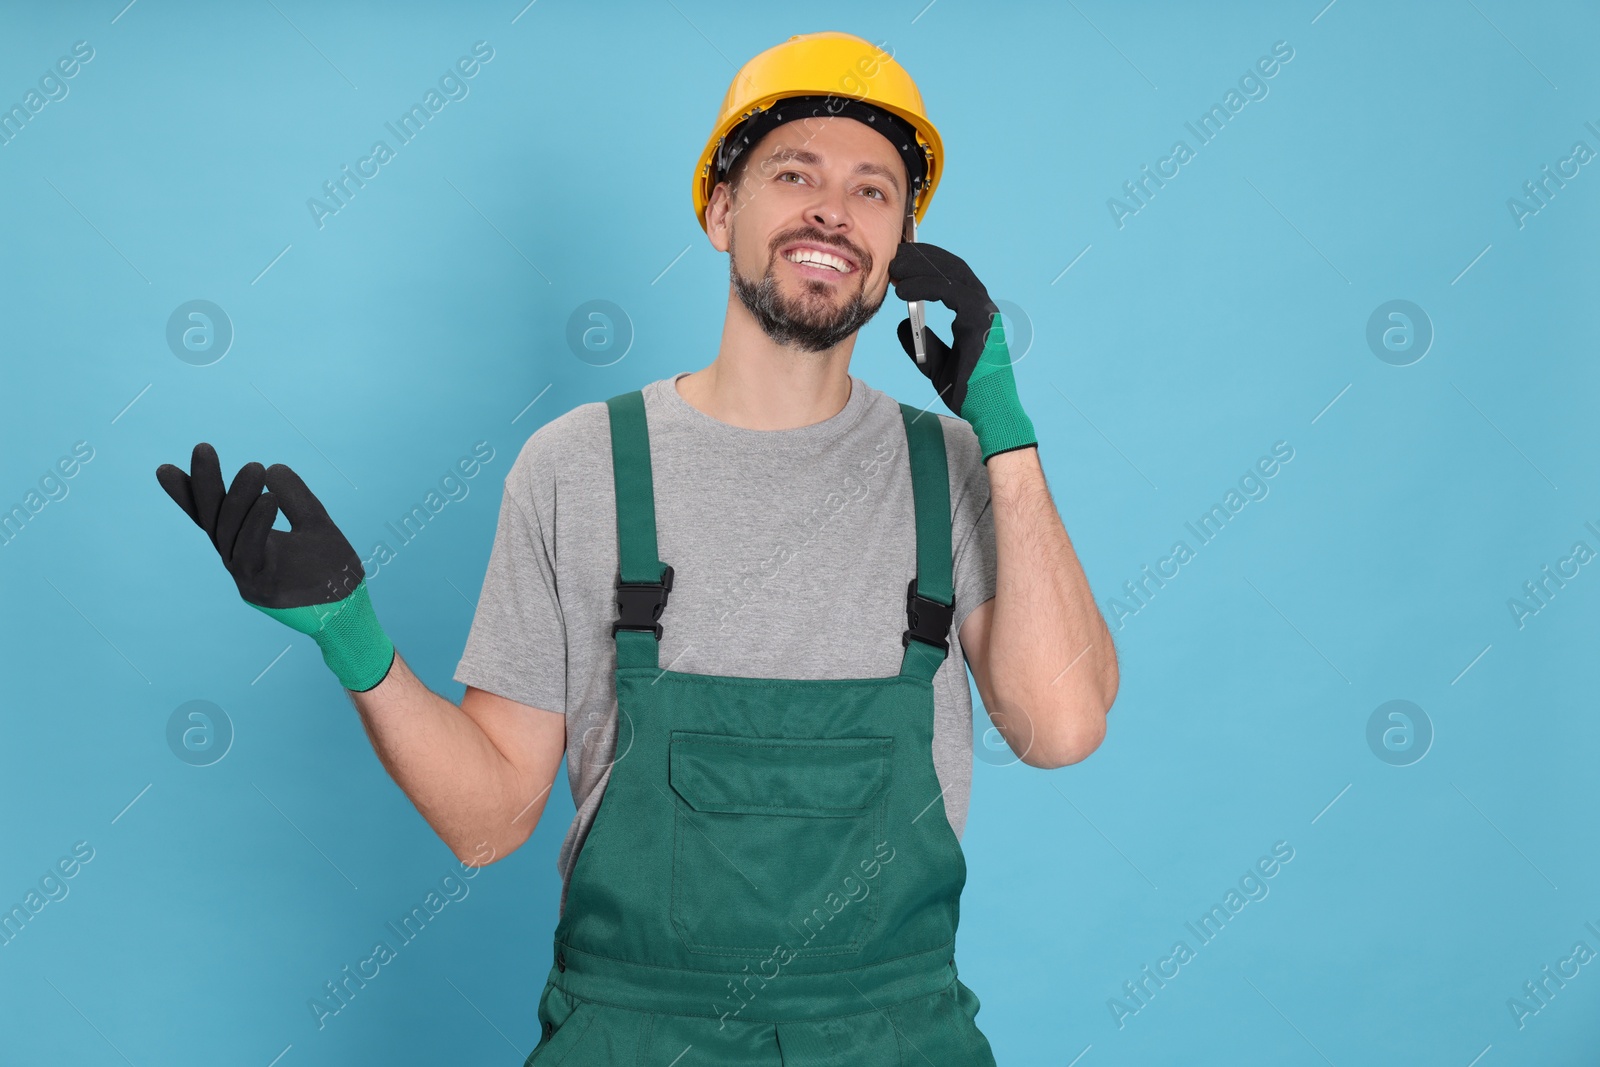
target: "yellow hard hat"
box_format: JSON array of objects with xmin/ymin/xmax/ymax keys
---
[{"xmin": 691, "ymin": 31, "xmax": 943, "ymax": 234}]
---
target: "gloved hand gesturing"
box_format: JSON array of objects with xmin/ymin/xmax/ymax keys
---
[
  {"xmin": 156, "ymin": 443, "xmax": 395, "ymax": 692},
  {"xmin": 889, "ymin": 241, "xmax": 1038, "ymax": 464}
]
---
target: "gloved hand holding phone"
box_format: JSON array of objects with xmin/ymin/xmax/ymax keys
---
[
  {"xmin": 155, "ymin": 443, "xmax": 396, "ymax": 692},
  {"xmin": 889, "ymin": 240, "xmax": 1038, "ymax": 464}
]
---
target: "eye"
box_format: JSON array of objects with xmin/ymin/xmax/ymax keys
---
[{"xmin": 775, "ymin": 171, "xmax": 888, "ymax": 201}]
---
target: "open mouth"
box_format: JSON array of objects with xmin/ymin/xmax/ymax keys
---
[{"xmin": 781, "ymin": 246, "xmax": 858, "ymax": 280}]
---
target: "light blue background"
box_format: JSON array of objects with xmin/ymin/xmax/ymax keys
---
[{"xmin": 2, "ymin": 1, "xmax": 1597, "ymax": 1063}]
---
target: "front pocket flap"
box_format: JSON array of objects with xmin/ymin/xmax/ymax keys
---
[{"xmin": 669, "ymin": 733, "xmax": 892, "ymax": 816}]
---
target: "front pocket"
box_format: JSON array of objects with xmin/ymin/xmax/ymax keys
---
[{"xmin": 668, "ymin": 732, "xmax": 892, "ymax": 958}]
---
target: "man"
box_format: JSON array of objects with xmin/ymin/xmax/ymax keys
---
[{"xmin": 156, "ymin": 31, "xmax": 1116, "ymax": 1064}]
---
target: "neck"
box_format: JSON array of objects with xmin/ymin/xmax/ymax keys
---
[{"xmin": 675, "ymin": 288, "xmax": 856, "ymax": 430}]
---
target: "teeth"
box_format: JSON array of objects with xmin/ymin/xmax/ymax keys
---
[{"xmin": 785, "ymin": 248, "xmax": 852, "ymax": 272}]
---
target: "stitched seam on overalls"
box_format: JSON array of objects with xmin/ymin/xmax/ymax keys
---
[
  {"xmin": 669, "ymin": 737, "xmax": 890, "ymax": 814},
  {"xmin": 634, "ymin": 1010, "xmax": 655, "ymax": 1067},
  {"xmin": 670, "ymin": 738, "xmax": 892, "ymax": 749},
  {"xmin": 823, "ymin": 1015, "xmax": 844, "ymax": 1061},
  {"xmin": 539, "ymin": 973, "xmax": 958, "ymax": 1023},
  {"xmin": 555, "ymin": 937, "xmax": 958, "ymax": 974},
  {"xmin": 540, "ymin": 966, "xmax": 960, "ymax": 1023}
]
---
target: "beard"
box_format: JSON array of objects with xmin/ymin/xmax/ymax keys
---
[{"xmin": 729, "ymin": 230, "xmax": 885, "ymax": 353}]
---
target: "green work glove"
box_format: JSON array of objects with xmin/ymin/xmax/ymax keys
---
[
  {"xmin": 889, "ymin": 240, "xmax": 1038, "ymax": 463},
  {"xmin": 156, "ymin": 443, "xmax": 395, "ymax": 692}
]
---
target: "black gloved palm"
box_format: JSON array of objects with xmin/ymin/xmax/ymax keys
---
[
  {"xmin": 156, "ymin": 443, "xmax": 394, "ymax": 691},
  {"xmin": 156, "ymin": 442, "xmax": 362, "ymax": 608}
]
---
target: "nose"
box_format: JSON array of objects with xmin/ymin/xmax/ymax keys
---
[{"xmin": 804, "ymin": 183, "xmax": 854, "ymax": 234}]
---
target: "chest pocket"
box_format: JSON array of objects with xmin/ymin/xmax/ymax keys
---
[{"xmin": 667, "ymin": 732, "xmax": 892, "ymax": 958}]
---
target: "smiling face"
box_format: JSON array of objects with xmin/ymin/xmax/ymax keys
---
[{"xmin": 706, "ymin": 115, "xmax": 911, "ymax": 354}]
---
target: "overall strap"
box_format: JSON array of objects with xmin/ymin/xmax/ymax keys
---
[
  {"xmin": 897, "ymin": 405, "xmax": 955, "ymax": 682},
  {"xmin": 604, "ymin": 390, "xmax": 955, "ymax": 679},
  {"xmin": 606, "ymin": 391, "xmax": 671, "ymax": 670}
]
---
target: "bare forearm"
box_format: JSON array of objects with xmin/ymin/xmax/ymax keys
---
[
  {"xmin": 345, "ymin": 651, "xmax": 525, "ymax": 861},
  {"xmin": 986, "ymin": 446, "xmax": 1118, "ymax": 766}
]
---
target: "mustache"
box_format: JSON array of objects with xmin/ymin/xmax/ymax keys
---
[{"xmin": 770, "ymin": 231, "xmax": 868, "ymax": 270}]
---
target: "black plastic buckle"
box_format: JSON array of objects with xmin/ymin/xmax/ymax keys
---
[
  {"xmin": 902, "ymin": 577, "xmax": 954, "ymax": 653},
  {"xmin": 612, "ymin": 564, "xmax": 674, "ymax": 640}
]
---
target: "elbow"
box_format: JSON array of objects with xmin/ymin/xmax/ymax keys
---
[
  {"xmin": 452, "ymin": 837, "xmax": 510, "ymax": 868},
  {"xmin": 1024, "ymin": 634, "xmax": 1119, "ymax": 769},
  {"xmin": 1022, "ymin": 714, "xmax": 1106, "ymax": 769},
  {"xmin": 448, "ymin": 783, "xmax": 551, "ymax": 868},
  {"xmin": 1018, "ymin": 687, "xmax": 1113, "ymax": 770},
  {"xmin": 1045, "ymin": 648, "xmax": 1120, "ymax": 766}
]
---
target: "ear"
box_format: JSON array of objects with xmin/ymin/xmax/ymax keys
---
[{"xmin": 706, "ymin": 181, "xmax": 734, "ymax": 254}]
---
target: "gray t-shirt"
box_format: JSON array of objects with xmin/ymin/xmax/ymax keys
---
[{"xmin": 453, "ymin": 372, "xmax": 998, "ymax": 909}]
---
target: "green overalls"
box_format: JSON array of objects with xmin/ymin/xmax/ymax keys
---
[{"xmin": 526, "ymin": 390, "xmax": 998, "ymax": 1065}]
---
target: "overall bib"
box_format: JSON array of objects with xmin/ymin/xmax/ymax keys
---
[{"xmin": 526, "ymin": 390, "xmax": 997, "ymax": 1065}]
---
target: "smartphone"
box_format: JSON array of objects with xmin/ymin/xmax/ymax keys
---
[{"xmin": 903, "ymin": 211, "xmax": 927, "ymax": 365}]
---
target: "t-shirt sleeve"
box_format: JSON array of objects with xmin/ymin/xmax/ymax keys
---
[
  {"xmin": 945, "ymin": 417, "xmax": 997, "ymax": 640},
  {"xmin": 453, "ymin": 443, "xmax": 568, "ymax": 714}
]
